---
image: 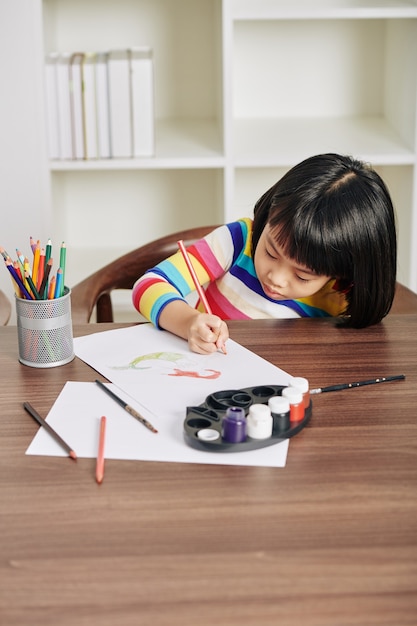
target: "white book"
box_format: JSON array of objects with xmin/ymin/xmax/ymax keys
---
[
  {"xmin": 44, "ymin": 52, "xmax": 60, "ymax": 159},
  {"xmin": 108, "ymin": 49, "xmax": 132, "ymax": 158},
  {"xmin": 56, "ymin": 52, "xmax": 72, "ymax": 160},
  {"xmin": 69, "ymin": 52, "xmax": 85, "ymax": 160},
  {"xmin": 130, "ymin": 47, "xmax": 154, "ymax": 157},
  {"xmin": 82, "ymin": 53, "xmax": 98, "ymax": 160},
  {"xmin": 95, "ymin": 52, "xmax": 111, "ymax": 159}
]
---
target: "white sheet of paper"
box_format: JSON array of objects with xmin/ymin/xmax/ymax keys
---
[{"xmin": 26, "ymin": 324, "xmax": 293, "ymax": 467}]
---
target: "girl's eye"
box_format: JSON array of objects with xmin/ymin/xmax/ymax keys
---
[
  {"xmin": 296, "ymin": 275, "xmax": 310, "ymax": 283},
  {"xmin": 265, "ymin": 247, "xmax": 277, "ymax": 259}
]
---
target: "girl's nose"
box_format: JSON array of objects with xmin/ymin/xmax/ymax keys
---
[{"xmin": 269, "ymin": 268, "xmax": 289, "ymax": 289}]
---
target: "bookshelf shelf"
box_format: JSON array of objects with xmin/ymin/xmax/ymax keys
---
[{"xmin": 228, "ymin": 0, "xmax": 417, "ymax": 21}]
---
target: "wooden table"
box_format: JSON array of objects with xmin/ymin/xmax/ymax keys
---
[{"xmin": 1, "ymin": 316, "xmax": 416, "ymax": 626}]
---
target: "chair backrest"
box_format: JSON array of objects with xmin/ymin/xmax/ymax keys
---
[
  {"xmin": 0, "ymin": 289, "xmax": 12, "ymax": 325},
  {"xmin": 390, "ymin": 282, "xmax": 417, "ymax": 314},
  {"xmin": 71, "ymin": 225, "xmax": 219, "ymax": 324},
  {"xmin": 71, "ymin": 223, "xmax": 417, "ymax": 324}
]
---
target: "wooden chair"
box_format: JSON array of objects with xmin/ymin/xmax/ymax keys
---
[
  {"xmin": 71, "ymin": 225, "xmax": 417, "ymax": 324},
  {"xmin": 71, "ymin": 225, "xmax": 219, "ymax": 324},
  {"xmin": 0, "ymin": 289, "xmax": 12, "ymax": 325},
  {"xmin": 390, "ymin": 282, "xmax": 417, "ymax": 314}
]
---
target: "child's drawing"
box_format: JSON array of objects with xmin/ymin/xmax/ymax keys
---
[{"xmin": 112, "ymin": 351, "xmax": 221, "ymax": 379}]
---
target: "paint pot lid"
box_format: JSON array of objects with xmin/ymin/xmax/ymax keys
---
[
  {"xmin": 289, "ymin": 376, "xmax": 309, "ymax": 392},
  {"xmin": 268, "ymin": 395, "xmax": 290, "ymax": 413},
  {"xmin": 197, "ymin": 428, "xmax": 220, "ymax": 441},
  {"xmin": 281, "ymin": 386, "xmax": 303, "ymax": 403}
]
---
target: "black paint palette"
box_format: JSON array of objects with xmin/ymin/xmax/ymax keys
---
[{"xmin": 183, "ymin": 384, "xmax": 312, "ymax": 452}]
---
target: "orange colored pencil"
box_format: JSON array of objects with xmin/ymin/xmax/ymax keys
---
[
  {"xmin": 37, "ymin": 247, "xmax": 45, "ymax": 290},
  {"xmin": 48, "ymin": 275, "xmax": 56, "ymax": 299},
  {"xmin": 32, "ymin": 240, "xmax": 41, "ymax": 287},
  {"xmin": 96, "ymin": 415, "xmax": 106, "ymax": 484}
]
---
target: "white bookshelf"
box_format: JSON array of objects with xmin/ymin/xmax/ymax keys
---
[{"xmin": 1, "ymin": 0, "xmax": 416, "ymax": 322}]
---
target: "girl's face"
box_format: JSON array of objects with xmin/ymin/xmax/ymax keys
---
[{"xmin": 254, "ymin": 224, "xmax": 332, "ymax": 301}]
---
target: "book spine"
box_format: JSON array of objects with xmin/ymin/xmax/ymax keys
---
[
  {"xmin": 108, "ymin": 49, "xmax": 132, "ymax": 158},
  {"xmin": 131, "ymin": 47, "xmax": 155, "ymax": 157}
]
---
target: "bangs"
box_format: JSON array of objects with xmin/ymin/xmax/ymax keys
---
[{"xmin": 268, "ymin": 198, "xmax": 354, "ymax": 280}]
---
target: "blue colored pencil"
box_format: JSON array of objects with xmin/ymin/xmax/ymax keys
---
[
  {"xmin": 5, "ymin": 260, "xmax": 33, "ymax": 299},
  {"xmin": 54, "ymin": 268, "xmax": 63, "ymax": 299}
]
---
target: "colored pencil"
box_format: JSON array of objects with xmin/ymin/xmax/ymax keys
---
[
  {"xmin": 32, "ymin": 240, "xmax": 41, "ymax": 287},
  {"xmin": 39, "ymin": 257, "xmax": 53, "ymax": 299},
  {"xmin": 44, "ymin": 239, "xmax": 52, "ymax": 295},
  {"xmin": 177, "ymin": 239, "xmax": 227, "ymax": 354},
  {"xmin": 310, "ymin": 374, "xmax": 406, "ymax": 395},
  {"xmin": 24, "ymin": 270, "xmax": 41, "ymax": 300},
  {"xmin": 45, "ymin": 238, "xmax": 52, "ymax": 264},
  {"xmin": 37, "ymin": 247, "xmax": 45, "ymax": 290},
  {"xmin": 48, "ymin": 275, "xmax": 56, "ymax": 299},
  {"xmin": 59, "ymin": 241, "xmax": 66, "ymax": 297},
  {"xmin": 54, "ymin": 267, "xmax": 63, "ymax": 299},
  {"xmin": 1, "ymin": 239, "xmax": 69, "ymax": 301},
  {"xmin": 96, "ymin": 415, "xmax": 107, "ymax": 484},
  {"xmin": 95, "ymin": 379, "xmax": 158, "ymax": 434},
  {"xmin": 11, "ymin": 262, "xmax": 23, "ymax": 297},
  {"xmin": 24, "ymin": 256, "xmax": 30, "ymax": 276},
  {"xmin": 23, "ymin": 402, "xmax": 77, "ymax": 460},
  {"xmin": 15, "ymin": 250, "xmax": 27, "ymax": 287},
  {"xmin": 177, "ymin": 239, "xmax": 212, "ymax": 314},
  {"xmin": 4, "ymin": 260, "xmax": 33, "ymax": 299},
  {"xmin": 0, "ymin": 246, "xmax": 10, "ymax": 260}
]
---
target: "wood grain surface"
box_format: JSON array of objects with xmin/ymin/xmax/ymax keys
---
[{"xmin": 1, "ymin": 316, "xmax": 416, "ymax": 626}]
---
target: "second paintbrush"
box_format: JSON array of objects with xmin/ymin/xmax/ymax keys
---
[{"xmin": 95, "ymin": 379, "xmax": 158, "ymax": 433}]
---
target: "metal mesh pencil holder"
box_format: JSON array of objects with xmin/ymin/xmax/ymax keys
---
[{"xmin": 15, "ymin": 288, "xmax": 75, "ymax": 368}]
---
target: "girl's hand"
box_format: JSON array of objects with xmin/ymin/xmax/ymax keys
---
[
  {"xmin": 158, "ymin": 300, "xmax": 229, "ymax": 354},
  {"xmin": 187, "ymin": 313, "xmax": 229, "ymax": 355}
]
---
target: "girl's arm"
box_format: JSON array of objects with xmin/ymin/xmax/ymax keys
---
[
  {"xmin": 132, "ymin": 223, "xmax": 237, "ymax": 326},
  {"xmin": 132, "ymin": 220, "xmax": 249, "ymax": 351}
]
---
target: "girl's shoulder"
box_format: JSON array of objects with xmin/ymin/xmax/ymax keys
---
[
  {"xmin": 225, "ymin": 217, "xmax": 253, "ymax": 236},
  {"xmin": 224, "ymin": 218, "xmax": 253, "ymax": 249},
  {"xmin": 198, "ymin": 219, "xmax": 253, "ymax": 270},
  {"xmin": 203, "ymin": 218, "xmax": 253, "ymax": 251}
]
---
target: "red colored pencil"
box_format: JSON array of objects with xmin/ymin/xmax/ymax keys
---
[
  {"xmin": 96, "ymin": 416, "xmax": 106, "ymax": 484},
  {"xmin": 177, "ymin": 239, "xmax": 212, "ymax": 313},
  {"xmin": 177, "ymin": 239, "xmax": 226, "ymax": 354}
]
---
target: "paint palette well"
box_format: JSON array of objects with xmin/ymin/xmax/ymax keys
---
[{"xmin": 183, "ymin": 385, "xmax": 312, "ymax": 452}]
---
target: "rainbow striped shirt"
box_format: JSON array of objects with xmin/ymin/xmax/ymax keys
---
[{"xmin": 132, "ymin": 218, "xmax": 348, "ymax": 327}]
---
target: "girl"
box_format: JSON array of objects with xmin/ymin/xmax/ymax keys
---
[{"xmin": 132, "ymin": 153, "xmax": 397, "ymax": 354}]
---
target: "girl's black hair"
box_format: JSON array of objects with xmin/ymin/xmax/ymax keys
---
[{"xmin": 252, "ymin": 153, "xmax": 397, "ymax": 328}]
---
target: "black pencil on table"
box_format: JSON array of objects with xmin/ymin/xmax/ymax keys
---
[
  {"xmin": 23, "ymin": 402, "xmax": 77, "ymax": 460},
  {"xmin": 95, "ymin": 379, "xmax": 158, "ymax": 434}
]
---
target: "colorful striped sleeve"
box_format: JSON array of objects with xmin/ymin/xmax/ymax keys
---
[{"xmin": 132, "ymin": 222, "xmax": 246, "ymax": 327}]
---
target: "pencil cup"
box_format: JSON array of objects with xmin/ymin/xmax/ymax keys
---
[{"xmin": 15, "ymin": 288, "xmax": 75, "ymax": 368}]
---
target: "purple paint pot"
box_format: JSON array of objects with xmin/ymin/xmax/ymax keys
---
[{"xmin": 221, "ymin": 406, "xmax": 247, "ymax": 443}]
